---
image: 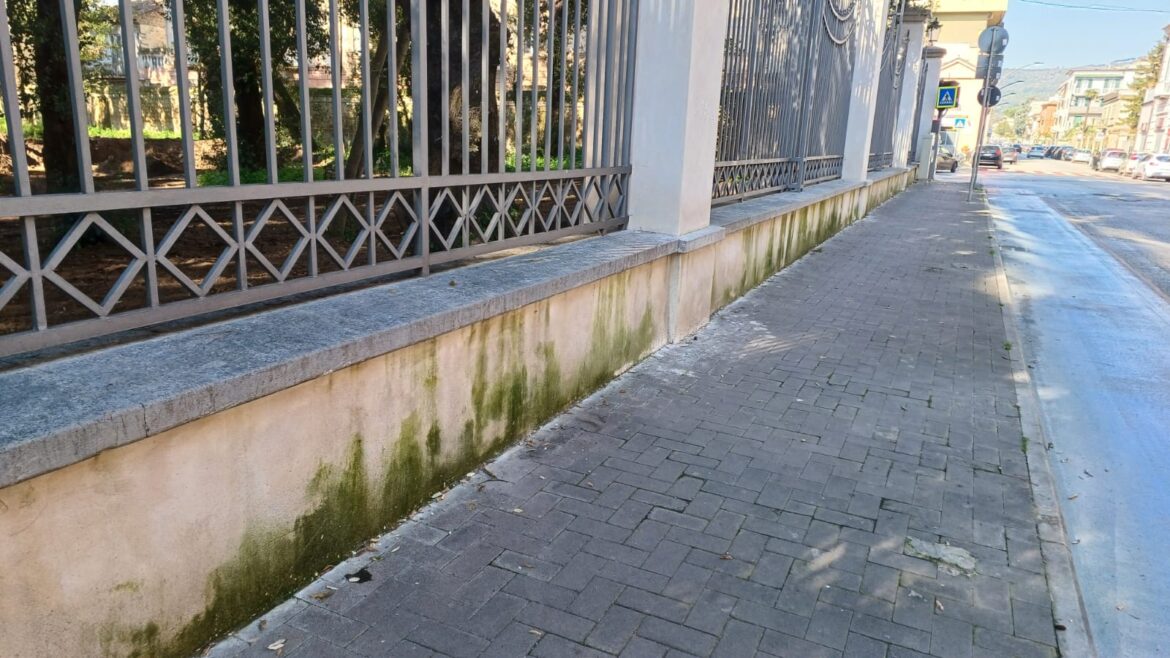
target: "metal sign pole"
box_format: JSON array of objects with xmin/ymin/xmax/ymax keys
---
[
  {"xmin": 967, "ymin": 85, "xmax": 990, "ymax": 202},
  {"xmin": 968, "ymin": 26, "xmax": 1008, "ymax": 202}
]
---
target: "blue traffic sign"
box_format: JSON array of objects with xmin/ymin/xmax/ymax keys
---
[{"xmin": 936, "ymin": 86, "xmax": 959, "ymax": 109}]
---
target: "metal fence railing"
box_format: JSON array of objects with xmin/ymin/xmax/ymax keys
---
[
  {"xmin": 868, "ymin": 0, "xmax": 909, "ymax": 172},
  {"xmin": 712, "ymin": 0, "xmax": 858, "ymax": 204},
  {"xmin": 0, "ymin": 0, "xmax": 637, "ymax": 356}
]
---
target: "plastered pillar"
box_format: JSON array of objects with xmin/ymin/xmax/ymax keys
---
[
  {"xmin": 892, "ymin": 9, "xmax": 928, "ymax": 168},
  {"xmin": 915, "ymin": 46, "xmax": 946, "ymax": 179},
  {"xmin": 627, "ymin": 0, "xmax": 731, "ymax": 236},
  {"xmin": 840, "ymin": 0, "xmax": 893, "ymax": 183}
]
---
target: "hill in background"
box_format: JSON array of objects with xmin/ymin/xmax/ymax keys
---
[
  {"xmin": 996, "ymin": 60, "xmax": 1143, "ymax": 113},
  {"xmin": 996, "ymin": 68, "xmax": 1066, "ymax": 112}
]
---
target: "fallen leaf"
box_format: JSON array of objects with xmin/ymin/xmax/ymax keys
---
[
  {"xmin": 258, "ymin": 619, "xmax": 267, "ymax": 631},
  {"xmin": 1083, "ymin": 469, "xmax": 1094, "ymax": 478},
  {"xmin": 1071, "ymin": 539, "xmax": 1081, "ymax": 545},
  {"xmin": 512, "ymin": 508, "xmax": 524, "ymax": 514},
  {"xmin": 908, "ymin": 590, "xmax": 924, "ymax": 600},
  {"xmin": 1068, "ymin": 494, "xmax": 1079, "ymax": 500},
  {"xmin": 528, "ymin": 629, "xmax": 544, "ymax": 636},
  {"xmin": 935, "ymin": 599, "xmax": 945, "ymax": 612},
  {"xmin": 267, "ymin": 639, "xmax": 286, "ymax": 651},
  {"xmin": 390, "ymin": 546, "xmax": 401, "ymax": 553},
  {"xmin": 720, "ymin": 554, "xmax": 733, "ymax": 561},
  {"xmin": 311, "ymin": 589, "xmax": 334, "ymax": 601},
  {"xmin": 345, "ymin": 567, "xmax": 373, "ymax": 583}
]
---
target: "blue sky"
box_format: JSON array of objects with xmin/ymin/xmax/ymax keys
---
[{"xmin": 1004, "ymin": 0, "xmax": 1170, "ymax": 68}]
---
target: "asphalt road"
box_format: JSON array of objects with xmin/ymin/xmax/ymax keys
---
[{"xmin": 976, "ymin": 158, "xmax": 1170, "ymax": 657}]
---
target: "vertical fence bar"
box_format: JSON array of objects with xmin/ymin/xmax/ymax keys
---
[
  {"xmin": 612, "ymin": 0, "xmax": 631, "ymax": 168},
  {"xmin": 568, "ymin": 0, "xmax": 582, "ymax": 170},
  {"xmin": 410, "ymin": 0, "xmax": 431, "ymax": 272},
  {"xmin": 460, "ymin": 0, "xmax": 470, "ymax": 246},
  {"xmin": 296, "ymin": 0, "xmax": 313, "ymax": 182},
  {"xmin": 543, "ymin": 0, "xmax": 555, "ymax": 171},
  {"xmin": 529, "ymin": 0, "xmax": 538, "ymax": 173},
  {"xmin": 600, "ymin": 0, "xmax": 619, "ymax": 167},
  {"xmin": 329, "ymin": 0, "xmax": 345, "ymax": 180},
  {"xmin": 439, "ymin": 0, "xmax": 450, "ymax": 176},
  {"xmin": 585, "ymin": 0, "xmax": 603, "ymax": 168},
  {"xmin": 388, "ymin": 0, "xmax": 400, "ymax": 175},
  {"xmin": 556, "ymin": 0, "xmax": 568, "ymax": 168},
  {"xmin": 795, "ymin": 0, "xmax": 825, "ymax": 190},
  {"xmin": 461, "ymin": 0, "xmax": 470, "ymax": 176},
  {"xmin": 171, "ymin": 0, "xmax": 197, "ymax": 188},
  {"xmin": 216, "ymin": 0, "xmax": 240, "ymax": 186},
  {"xmin": 116, "ymin": 0, "xmax": 158, "ymax": 308},
  {"xmin": 620, "ymin": 0, "xmax": 638, "ymax": 168},
  {"xmin": 0, "ymin": 0, "xmax": 29, "ymax": 196},
  {"xmin": 515, "ymin": 0, "xmax": 524, "ymax": 171},
  {"xmin": 360, "ymin": 0, "xmax": 374, "ymax": 179},
  {"xmin": 498, "ymin": 0, "xmax": 508, "ymax": 174},
  {"xmin": 20, "ymin": 218, "xmax": 45, "ymax": 330},
  {"xmin": 480, "ymin": 0, "xmax": 489, "ymax": 174},
  {"xmin": 258, "ymin": 0, "xmax": 278, "ymax": 184},
  {"xmin": 60, "ymin": 0, "xmax": 94, "ymax": 193}
]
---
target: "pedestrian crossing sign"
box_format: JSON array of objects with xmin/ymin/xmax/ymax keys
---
[{"xmin": 936, "ymin": 85, "xmax": 959, "ymax": 109}]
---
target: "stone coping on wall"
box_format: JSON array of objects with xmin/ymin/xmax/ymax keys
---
[{"xmin": 0, "ymin": 168, "xmax": 911, "ymax": 489}]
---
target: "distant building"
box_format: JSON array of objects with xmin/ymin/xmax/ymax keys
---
[
  {"xmin": 1098, "ymin": 89, "xmax": 1138, "ymax": 150},
  {"xmin": 933, "ymin": 0, "xmax": 1009, "ymax": 156},
  {"xmin": 1135, "ymin": 25, "xmax": 1170, "ymax": 154},
  {"xmin": 1026, "ymin": 99, "xmax": 1056, "ymax": 143},
  {"xmin": 1051, "ymin": 66, "xmax": 1140, "ymax": 148}
]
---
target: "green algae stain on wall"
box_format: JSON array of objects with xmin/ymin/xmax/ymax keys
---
[{"xmin": 110, "ymin": 271, "xmax": 661, "ymax": 657}]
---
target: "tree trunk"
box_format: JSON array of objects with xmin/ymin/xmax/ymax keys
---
[{"xmin": 35, "ymin": 0, "xmax": 83, "ymax": 194}]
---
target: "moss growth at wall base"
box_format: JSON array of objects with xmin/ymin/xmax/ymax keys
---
[{"xmin": 109, "ymin": 274, "xmax": 660, "ymax": 658}]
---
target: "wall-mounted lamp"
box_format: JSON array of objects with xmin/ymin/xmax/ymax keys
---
[{"xmin": 927, "ymin": 18, "xmax": 941, "ymax": 46}]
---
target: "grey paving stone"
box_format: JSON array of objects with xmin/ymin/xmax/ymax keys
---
[{"xmin": 207, "ymin": 183, "xmax": 1060, "ymax": 658}]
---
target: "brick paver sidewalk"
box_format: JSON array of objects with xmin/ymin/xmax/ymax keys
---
[{"xmin": 215, "ymin": 183, "xmax": 1060, "ymax": 658}]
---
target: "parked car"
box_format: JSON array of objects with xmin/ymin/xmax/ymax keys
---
[
  {"xmin": 978, "ymin": 145, "xmax": 1004, "ymax": 169},
  {"xmin": 1096, "ymin": 150, "xmax": 1127, "ymax": 172},
  {"xmin": 1002, "ymin": 147, "xmax": 1019, "ymax": 164},
  {"xmin": 1028, "ymin": 146, "xmax": 1047, "ymax": 159},
  {"xmin": 1130, "ymin": 154, "xmax": 1153, "ymax": 178},
  {"xmin": 1121, "ymin": 152, "xmax": 1148, "ymax": 175},
  {"xmin": 936, "ymin": 148, "xmax": 960, "ymax": 173},
  {"xmin": 1136, "ymin": 154, "xmax": 1170, "ymax": 181},
  {"xmin": 1071, "ymin": 150, "xmax": 1092, "ymax": 164},
  {"xmin": 1059, "ymin": 147, "xmax": 1076, "ymax": 160}
]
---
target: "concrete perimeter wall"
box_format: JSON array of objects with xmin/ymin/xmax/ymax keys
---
[{"xmin": 0, "ymin": 169, "xmax": 914, "ymax": 657}]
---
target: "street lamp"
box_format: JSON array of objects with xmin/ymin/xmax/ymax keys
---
[{"xmin": 927, "ymin": 17, "xmax": 942, "ymax": 45}]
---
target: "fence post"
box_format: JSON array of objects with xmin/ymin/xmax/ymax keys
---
[
  {"xmin": 892, "ymin": 8, "xmax": 928, "ymax": 168},
  {"xmin": 627, "ymin": 0, "xmax": 731, "ymax": 236},
  {"xmin": 840, "ymin": 0, "xmax": 892, "ymax": 183},
  {"xmin": 915, "ymin": 46, "xmax": 947, "ymax": 180}
]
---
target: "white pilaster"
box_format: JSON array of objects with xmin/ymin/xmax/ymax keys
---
[
  {"xmin": 840, "ymin": 0, "xmax": 893, "ymax": 182},
  {"xmin": 626, "ymin": 0, "xmax": 731, "ymax": 236},
  {"xmin": 892, "ymin": 11, "xmax": 928, "ymax": 168},
  {"xmin": 915, "ymin": 46, "xmax": 946, "ymax": 179}
]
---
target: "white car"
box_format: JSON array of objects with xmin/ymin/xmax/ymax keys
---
[
  {"xmin": 1122, "ymin": 152, "xmax": 1148, "ymax": 175},
  {"xmin": 1097, "ymin": 150, "xmax": 1126, "ymax": 172},
  {"xmin": 1071, "ymin": 150, "xmax": 1092, "ymax": 164},
  {"xmin": 1136, "ymin": 154, "xmax": 1170, "ymax": 181}
]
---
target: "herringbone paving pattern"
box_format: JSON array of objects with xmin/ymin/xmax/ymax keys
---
[{"xmin": 214, "ymin": 183, "xmax": 1058, "ymax": 658}]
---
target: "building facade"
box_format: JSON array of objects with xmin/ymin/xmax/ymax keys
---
[
  {"xmin": 932, "ymin": 0, "xmax": 1009, "ymax": 157},
  {"xmin": 1136, "ymin": 25, "xmax": 1170, "ymax": 155},
  {"xmin": 1026, "ymin": 99, "xmax": 1057, "ymax": 143},
  {"xmin": 1052, "ymin": 66, "xmax": 1139, "ymax": 148}
]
